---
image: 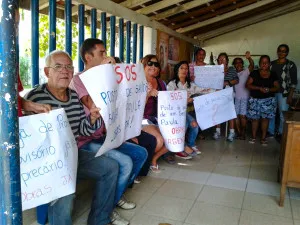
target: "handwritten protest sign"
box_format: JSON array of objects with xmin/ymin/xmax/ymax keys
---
[
  {"xmin": 19, "ymin": 108, "xmax": 78, "ymax": 211},
  {"xmin": 194, "ymin": 65, "xmax": 224, "ymax": 89},
  {"xmin": 158, "ymin": 91, "xmax": 187, "ymax": 152},
  {"xmin": 193, "ymin": 88, "xmax": 236, "ymax": 130},
  {"xmin": 80, "ymin": 64, "xmax": 147, "ymax": 157}
]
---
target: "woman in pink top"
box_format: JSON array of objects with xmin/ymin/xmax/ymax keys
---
[
  {"xmin": 233, "ymin": 51, "xmax": 254, "ymax": 140},
  {"xmin": 189, "ymin": 48, "xmax": 207, "ymax": 81}
]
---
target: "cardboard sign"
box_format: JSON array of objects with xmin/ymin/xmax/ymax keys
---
[
  {"xmin": 158, "ymin": 91, "xmax": 187, "ymax": 152},
  {"xmin": 80, "ymin": 64, "xmax": 147, "ymax": 156},
  {"xmin": 194, "ymin": 65, "xmax": 224, "ymax": 89},
  {"xmin": 19, "ymin": 109, "xmax": 78, "ymax": 211},
  {"xmin": 193, "ymin": 88, "xmax": 237, "ymax": 130}
]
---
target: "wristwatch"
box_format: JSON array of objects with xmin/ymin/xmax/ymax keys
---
[{"xmin": 264, "ymin": 87, "xmax": 270, "ymax": 93}]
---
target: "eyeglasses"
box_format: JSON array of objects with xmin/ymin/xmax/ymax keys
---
[
  {"xmin": 277, "ymin": 50, "xmax": 287, "ymax": 54},
  {"xmin": 48, "ymin": 64, "xmax": 74, "ymax": 71},
  {"xmin": 147, "ymin": 61, "xmax": 160, "ymax": 67}
]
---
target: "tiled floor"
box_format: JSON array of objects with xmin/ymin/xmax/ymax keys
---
[{"xmin": 26, "ymin": 136, "xmax": 300, "ymax": 225}]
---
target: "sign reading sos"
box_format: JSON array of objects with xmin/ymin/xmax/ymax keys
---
[{"xmin": 115, "ymin": 65, "xmax": 137, "ymax": 84}]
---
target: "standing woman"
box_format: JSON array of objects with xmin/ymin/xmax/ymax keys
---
[
  {"xmin": 246, "ymin": 55, "xmax": 279, "ymax": 145},
  {"xmin": 141, "ymin": 54, "xmax": 170, "ymax": 173},
  {"xmin": 189, "ymin": 48, "xmax": 207, "ymax": 81}
]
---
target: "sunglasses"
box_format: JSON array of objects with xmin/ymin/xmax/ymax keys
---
[{"xmin": 147, "ymin": 61, "xmax": 160, "ymax": 67}]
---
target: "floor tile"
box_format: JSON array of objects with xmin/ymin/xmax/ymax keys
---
[
  {"xmin": 242, "ymin": 193, "xmax": 292, "ymax": 218},
  {"xmin": 249, "ymin": 165, "xmax": 278, "ymax": 182},
  {"xmin": 213, "ymin": 164, "xmax": 250, "ymax": 178},
  {"xmin": 251, "ymin": 150, "xmax": 279, "ymax": 166},
  {"xmin": 130, "ymin": 212, "xmax": 184, "ymax": 225},
  {"xmin": 197, "ymin": 186, "xmax": 244, "ymax": 209},
  {"xmin": 294, "ymin": 220, "xmax": 300, "ymax": 225},
  {"xmin": 289, "ymin": 187, "xmax": 300, "ymax": 200},
  {"xmin": 246, "ymin": 179, "xmax": 286, "ymax": 197},
  {"xmin": 148, "ymin": 165, "xmax": 180, "ymax": 179},
  {"xmin": 170, "ymin": 168, "xmax": 210, "ymax": 185},
  {"xmin": 291, "ymin": 199, "xmax": 300, "ymax": 220},
  {"xmin": 239, "ymin": 210, "xmax": 294, "ymax": 225},
  {"xmin": 156, "ymin": 180, "xmax": 203, "ymax": 200},
  {"xmin": 185, "ymin": 202, "xmax": 240, "ymax": 225},
  {"xmin": 206, "ymin": 173, "xmax": 247, "ymax": 191},
  {"xmin": 132, "ymin": 177, "xmax": 166, "ymax": 194},
  {"xmin": 141, "ymin": 194, "xmax": 194, "ymax": 221}
]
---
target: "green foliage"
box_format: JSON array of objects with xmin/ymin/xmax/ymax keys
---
[
  {"xmin": 39, "ymin": 14, "xmax": 79, "ymax": 60},
  {"xmin": 19, "ymin": 56, "xmax": 30, "ymax": 86}
]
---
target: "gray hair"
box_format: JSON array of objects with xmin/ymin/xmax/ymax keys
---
[{"xmin": 45, "ymin": 50, "xmax": 72, "ymax": 67}]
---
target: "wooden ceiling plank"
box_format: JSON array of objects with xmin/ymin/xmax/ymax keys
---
[
  {"xmin": 74, "ymin": 0, "xmax": 200, "ymax": 45},
  {"xmin": 120, "ymin": 0, "xmax": 152, "ymax": 9},
  {"xmin": 39, "ymin": 0, "xmax": 50, "ymax": 10},
  {"xmin": 197, "ymin": 1, "xmax": 300, "ymax": 41},
  {"xmin": 152, "ymin": 0, "xmax": 214, "ymax": 20},
  {"xmin": 136, "ymin": 0, "xmax": 185, "ymax": 15},
  {"xmin": 177, "ymin": 0, "xmax": 277, "ymax": 33}
]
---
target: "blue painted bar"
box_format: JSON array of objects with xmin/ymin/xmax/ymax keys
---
[
  {"xmin": 119, "ymin": 18, "xmax": 124, "ymax": 62},
  {"xmin": 65, "ymin": 0, "xmax": 72, "ymax": 56},
  {"xmin": 31, "ymin": 0, "xmax": 39, "ymax": 86},
  {"xmin": 132, "ymin": 23, "xmax": 137, "ymax": 63},
  {"xmin": 101, "ymin": 12, "xmax": 106, "ymax": 48},
  {"xmin": 110, "ymin": 16, "xmax": 116, "ymax": 57},
  {"xmin": 78, "ymin": 4, "xmax": 85, "ymax": 71},
  {"xmin": 91, "ymin": 8, "xmax": 97, "ymax": 38},
  {"xmin": 0, "ymin": 1, "xmax": 22, "ymax": 224},
  {"xmin": 139, "ymin": 25, "xmax": 144, "ymax": 61},
  {"xmin": 126, "ymin": 21, "xmax": 131, "ymax": 63},
  {"xmin": 49, "ymin": 0, "xmax": 56, "ymax": 52}
]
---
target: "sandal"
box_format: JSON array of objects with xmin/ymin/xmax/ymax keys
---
[
  {"xmin": 163, "ymin": 154, "xmax": 176, "ymax": 164},
  {"xmin": 261, "ymin": 139, "xmax": 268, "ymax": 146},
  {"xmin": 249, "ymin": 138, "xmax": 256, "ymax": 144},
  {"xmin": 150, "ymin": 164, "xmax": 161, "ymax": 173}
]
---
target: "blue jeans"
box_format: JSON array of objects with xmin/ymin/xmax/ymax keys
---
[
  {"xmin": 186, "ymin": 113, "xmax": 199, "ymax": 147},
  {"xmin": 81, "ymin": 139, "xmax": 147, "ymax": 205},
  {"xmin": 48, "ymin": 150, "xmax": 118, "ymax": 225},
  {"xmin": 268, "ymin": 93, "xmax": 289, "ymax": 135}
]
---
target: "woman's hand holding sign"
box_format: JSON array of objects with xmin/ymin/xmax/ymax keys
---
[{"xmin": 89, "ymin": 103, "xmax": 101, "ymax": 125}]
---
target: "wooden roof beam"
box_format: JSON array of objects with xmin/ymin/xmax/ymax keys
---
[
  {"xmin": 120, "ymin": 0, "xmax": 152, "ymax": 9},
  {"xmin": 196, "ymin": 1, "xmax": 300, "ymax": 41},
  {"xmin": 136, "ymin": 0, "xmax": 185, "ymax": 15},
  {"xmin": 152, "ymin": 0, "xmax": 214, "ymax": 21},
  {"xmin": 177, "ymin": 0, "xmax": 277, "ymax": 33}
]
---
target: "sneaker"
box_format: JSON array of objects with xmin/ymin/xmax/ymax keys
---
[
  {"xmin": 117, "ymin": 195, "xmax": 136, "ymax": 210},
  {"xmin": 191, "ymin": 146, "xmax": 201, "ymax": 155},
  {"xmin": 175, "ymin": 152, "xmax": 192, "ymax": 160},
  {"xmin": 227, "ymin": 132, "xmax": 235, "ymax": 142},
  {"xmin": 150, "ymin": 164, "xmax": 161, "ymax": 173},
  {"xmin": 111, "ymin": 210, "xmax": 129, "ymax": 225},
  {"xmin": 134, "ymin": 177, "xmax": 141, "ymax": 184},
  {"xmin": 266, "ymin": 132, "xmax": 274, "ymax": 138},
  {"xmin": 261, "ymin": 138, "xmax": 268, "ymax": 146},
  {"xmin": 213, "ymin": 132, "xmax": 221, "ymax": 140},
  {"xmin": 249, "ymin": 138, "xmax": 256, "ymax": 144}
]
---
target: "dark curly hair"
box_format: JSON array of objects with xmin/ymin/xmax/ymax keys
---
[{"xmin": 171, "ymin": 61, "xmax": 191, "ymax": 88}]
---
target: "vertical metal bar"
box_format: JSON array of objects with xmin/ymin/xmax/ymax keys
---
[
  {"xmin": 65, "ymin": 0, "xmax": 72, "ymax": 57},
  {"xmin": 139, "ymin": 25, "xmax": 144, "ymax": 61},
  {"xmin": 0, "ymin": 1, "xmax": 22, "ymax": 224},
  {"xmin": 31, "ymin": 0, "xmax": 39, "ymax": 86},
  {"xmin": 132, "ymin": 23, "xmax": 137, "ymax": 63},
  {"xmin": 49, "ymin": 0, "xmax": 56, "ymax": 52},
  {"xmin": 119, "ymin": 18, "xmax": 124, "ymax": 62},
  {"xmin": 110, "ymin": 16, "xmax": 116, "ymax": 57},
  {"xmin": 101, "ymin": 12, "xmax": 106, "ymax": 48},
  {"xmin": 126, "ymin": 21, "xmax": 131, "ymax": 63},
  {"xmin": 78, "ymin": 4, "xmax": 85, "ymax": 72},
  {"xmin": 91, "ymin": 8, "xmax": 97, "ymax": 38}
]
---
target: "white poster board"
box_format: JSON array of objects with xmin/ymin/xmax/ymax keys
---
[
  {"xmin": 19, "ymin": 108, "xmax": 78, "ymax": 211},
  {"xmin": 80, "ymin": 64, "xmax": 147, "ymax": 157},
  {"xmin": 193, "ymin": 88, "xmax": 237, "ymax": 130},
  {"xmin": 158, "ymin": 91, "xmax": 187, "ymax": 152},
  {"xmin": 194, "ymin": 65, "xmax": 224, "ymax": 90}
]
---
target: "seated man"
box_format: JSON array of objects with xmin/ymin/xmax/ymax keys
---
[
  {"xmin": 70, "ymin": 38, "xmax": 149, "ymax": 225},
  {"xmin": 25, "ymin": 50, "xmax": 118, "ymax": 225}
]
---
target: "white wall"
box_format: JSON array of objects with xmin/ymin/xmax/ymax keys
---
[
  {"xmin": 143, "ymin": 27, "xmax": 157, "ymax": 56},
  {"xmin": 203, "ymin": 10, "xmax": 300, "ymax": 89}
]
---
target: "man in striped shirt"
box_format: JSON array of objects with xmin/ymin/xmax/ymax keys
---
[{"xmin": 25, "ymin": 50, "xmax": 118, "ymax": 225}]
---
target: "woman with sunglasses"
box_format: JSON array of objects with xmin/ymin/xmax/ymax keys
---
[
  {"xmin": 141, "ymin": 54, "xmax": 171, "ymax": 173},
  {"xmin": 167, "ymin": 61, "xmax": 213, "ymax": 156},
  {"xmin": 246, "ymin": 55, "xmax": 280, "ymax": 145}
]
